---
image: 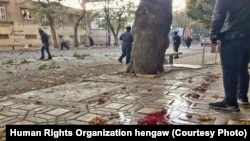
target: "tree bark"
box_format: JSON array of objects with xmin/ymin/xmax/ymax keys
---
[
  {"xmin": 126, "ymin": 0, "xmax": 172, "ymax": 74},
  {"xmin": 74, "ymin": 14, "xmax": 84, "ymax": 47},
  {"xmin": 48, "ymin": 15, "xmax": 59, "ymax": 48}
]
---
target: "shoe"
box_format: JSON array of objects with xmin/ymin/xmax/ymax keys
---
[
  {"xmin": 238, "ymin": 99, "xmax": 249, "ymax": 105},
  {"xmin": 209, "ymin": 101, "xmax": 239, "ymax": 111},
  {"xmin": 118, "ymin": 59, "xmax": 122, "ymax": 63},
  {"xmin": 48, "ymin": 57, "xmax": 52, "ymax": 60},
  {"xmin": 40, "ymin": 57, "xmax": 44, "ymax": 60}
]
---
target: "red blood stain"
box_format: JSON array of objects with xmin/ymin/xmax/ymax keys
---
[
  {"xmin": 191, "ymin": 74, "xmax": 220, "ymax": 95},
  {"xmin": 137, "ymin": 110, "xmax": 171, "ymax": 125}
]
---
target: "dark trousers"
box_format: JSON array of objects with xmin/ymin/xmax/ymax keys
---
[
  {"xmin": 220, "ymin": 38, "xmax": 250, "ymax": 106},
  {"xmin": 61, "ymin": 42, "xmax": 69, "ymax": 50},
  {"xmin": 118, "ymin": 43, "xmax": 132, "ymax": 64},
  {"xmin": 41, "ymin": 43, "xmax": 52, "ymax": 58},
  {"xmin": 173, "ymin": 44, "xmax": 180, "ymax": 58}
]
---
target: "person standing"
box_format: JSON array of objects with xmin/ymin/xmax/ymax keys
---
[
  {"xmin": 118, "ymin": 26, "xmax": 134, "ymax": 64},
  {"xmin": 38, "ymin": 28, "xmax": 52, "ymax": 60},
  {"xmin": 172, "ymin": 31, "xmax": 181, "ymax": 58},
  {"xmin": 185, "ymin": 36, "xmax": 193, "ymax": 48},
  {"xmin": 209, "ymin": 0, "xmax": 250, "ymax": 111},
  {"xmin": 60, "ymin": 36, "xmax": 69, "ymax": 50}
]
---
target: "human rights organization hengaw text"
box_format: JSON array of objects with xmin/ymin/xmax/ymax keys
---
[{"xmin": 9, "ymin": 128, "xmax": 247, "ymax": 138}]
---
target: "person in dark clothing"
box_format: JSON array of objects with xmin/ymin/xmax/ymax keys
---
[
  {"xmin": 118, "ymin": 26, "xmax": 134, "ymax": 64},
  {"xmin": 185, "ymin": 36, "xmax": 193, "ymax": 48},
  {"xmin": 88, "ymin": 36, "xmax": 94, "ymax": 47},
  {"xmin": 172, "ymin": 31, "xmax": 181, "ymax": 58},
  {"xmin": 38, "ymin": 28, "xmax": 52, "ymax": 60},
  {"xmin": 60, "ymin": 36, "xmax": 69, "ymax": 50},
  {"xmin": 209, "ymin": 0, "xmax": 250, "ymax": 111}
]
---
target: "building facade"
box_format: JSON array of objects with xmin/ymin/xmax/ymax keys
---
[{"xmin": 0, "ymin": 0, "xmax": 87, "ymax": 47}]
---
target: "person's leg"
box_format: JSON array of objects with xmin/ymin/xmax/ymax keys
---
[
  {"xmin": 45, "ymin": 44, "xmax": 52, "ymax": 59},
  {"xmin": 237, "ymin": 40, "xmax": 250, "ymax": 104},
  {"xmin": 40, "ymin": 46, "xmax": 45, "ymax": 59},
  {"xmin": 173, "ymin": 45, "xmax": 177, "ymax": 58},
  {"xmin": 61, "ymin": 42, "xmax": 63, "ymax": 50},
  {"xmin": 209, "ymin": 39, "xmax": 245, "ymax": 110},
  {"xmin": 118, "ymin": 43, "xmax": 126, "ymax": 63},
  {"xmin": 175, "ymin": 45, "xmax": 179, "ymax": 58},
  {"xmin": 125, "ymin": 44, "xmax": 132, "ymax": 64}
]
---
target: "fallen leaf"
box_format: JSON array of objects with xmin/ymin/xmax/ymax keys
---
[
  {"xmin": 35, "ymin": 101, "xmax": 43, "ymax": 105},
  {"xmin": 30, "ymin": 78, "xmax": 39, "ymax": 82},
  {"xmin": 185, "ymin": 114, "xmax": 192, "ymax": 118},
  {"xmin": 147, "ymin": 89, "xmax": 152, "ymax": 92},
  {"xmin": 73, "ymin": 110, "xmax": 80, "ymax": 114},
  {"xmin": 212, "ymin": 95, "xmax": 224, "ymax": 99},
  {"xmin": 98, "ymin": 98, "xmax": 105, "ymax": 104},
  {"xmin": 0, "ymin": 127, "xmax": 6, "ymax": 140},
  {"xmin": 121, "ymin": 86, "xmax": 126, "ymax": 89},
  {"xmin": 198, "ymin": 115, "xmax": 213, "ymax": 122},
  {"xmin": 103, "ymin": 92, "xmax": 108, "ymax": 95},
  {"xmin": 89, "ymin": 117, "xmax": 107, "ymax": 125}
]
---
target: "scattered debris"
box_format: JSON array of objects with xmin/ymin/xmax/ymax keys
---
[
  {"xmin": 138, "ymin": 110, "xmax": 170, "ymax": 125},
  {"xmin": 89, "ymin": 117, "xmax": 107, "ymax": 125},
  {"xmin": 35, "ymin": 100, "xmax": 43, "ymax": 105},
  {"xmin": 198, "ymin": 115, "xmax": 213, "ymax": 122}
]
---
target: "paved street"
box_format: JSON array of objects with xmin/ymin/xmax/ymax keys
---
[{"xmin": 0, "ymin": 42, "xmax": 250, "ymax": 128}]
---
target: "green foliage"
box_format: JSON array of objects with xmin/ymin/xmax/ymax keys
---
[
  {"xmin": 73, "ymin": 52, "xmax": 89, "ymax": 59},
  {"xmin": 2, "ymin": 59, "xmax": 13, "ymax": 65},
  {"xmin": 31, "ymin": 0, "xmax": 66, "ymax": 27},
  {"xmin": 186, "ymin": 0, "xmax": 216, "ymax": 30},
  {"xmin": 38, "ymin": 61, "xmax": 58, "ymax": 70}
]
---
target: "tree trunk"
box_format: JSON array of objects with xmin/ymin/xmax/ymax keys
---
[
  {"xmin": 48, "ymin": 15, "xmax": 59, "ymax": 48},
  {"xmin": 74, "ymin": 14, "xmax": 85, "ymax": 48},
  {"xmin": 126, "ymin": 0, "xmax": 172, "ymax": 74}
]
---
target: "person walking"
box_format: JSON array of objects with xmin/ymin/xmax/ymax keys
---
[
  {"xmin": 60, "ymin": 36, "xmax": 69, "ymax": 50},
  {"xmin": 209, "ymin": 0, "xmax": 250, "ymax": 111},
  {"xmin": 118, "ymin": 26, "xmax": 134, "ymax": 65},
  {"xmin": 172, "ymin": 31, "xmax": 181, "ymax": 59},
  {"xmin": 38, "ymin": 28, "xmax": 52, "ymax": 60}
]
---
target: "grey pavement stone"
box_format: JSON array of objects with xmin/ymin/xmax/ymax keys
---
[
  {"xmin": 20, "ymin": 104, "xmax": 43, "ymax": 110},
  {"xmin": 213, "ymin": 116, "xmax": 228, "ymax": 125},
  {"xmin": 63, "ymin": 112, "xmax": 87, "ymax": 120},
  {"xmin": 77, "ymin": 113, "xmax": 100, "ymax": 122},
  {"xmin": 0, "ymin": 115, "xmax": 6, "ymax": 120},
  {"xmin": 0, "ymin": 111, "xmax": 19, "ymax": 116},
  {"xmin": 0, "ymin": 101, "xmax": 14, "ymax": 106},
  {"xmin": 89, "ymin": 109, "xmax": 117, "ymax": 116},
  {"xmin": 12, "ymin": 120, "xmax": 35, "ymax": 125},
  {"xmin": 35, "ymin": 114, "xmax": 56, "ymax": 120},
  {"xmin": 119, "ymin": 104, "xmax": 135, "ymax": 111},
  {"xmin": 104, "ymin": 103, "xmax": 125, "ymax": 109},
  {"xmin": 46, "ymin": 108, "xmax": 70, "ymax": 116},
  {"xmin": 9, "ymin": 109, "xmax": 27, "ymax": 116},
  {"xmin": 137, "ymin": 107, "xmax": 160, "ymax": 114},
  {"xmin": 25, "ymin": 116, "xmax": 47, "ymax": 123},
  {"xmin": 66, "ymin": 120, "xmax": 89, "ymax": 125}
]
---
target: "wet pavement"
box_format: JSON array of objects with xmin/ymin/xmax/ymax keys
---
[{"xmin": 0, "ymin": 43, "xmax": 250, "ymax": 127}]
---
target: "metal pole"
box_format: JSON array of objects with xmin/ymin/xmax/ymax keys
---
[
  {"xmin": 214, "ymin": 43, "xmax": 218, "ymax": 64},
  {"xmin": 201, "ymin": 39, "xmax": 206, "ymax": 66}
]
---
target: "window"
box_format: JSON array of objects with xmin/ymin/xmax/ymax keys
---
[
  {"xmin": 22, "ymin": 9, "xmax": 33, "ymax": 20},
  {"xmin": 25, "ymin": 34, "xmax": 37, "ymax": 39},
  {"xmin": 0, "ymin": 34, "xmax": 9, "ymax": 39},
  {"xmin": 0, "ymin": 4, "xmax": 6, "ymax": 20}
]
